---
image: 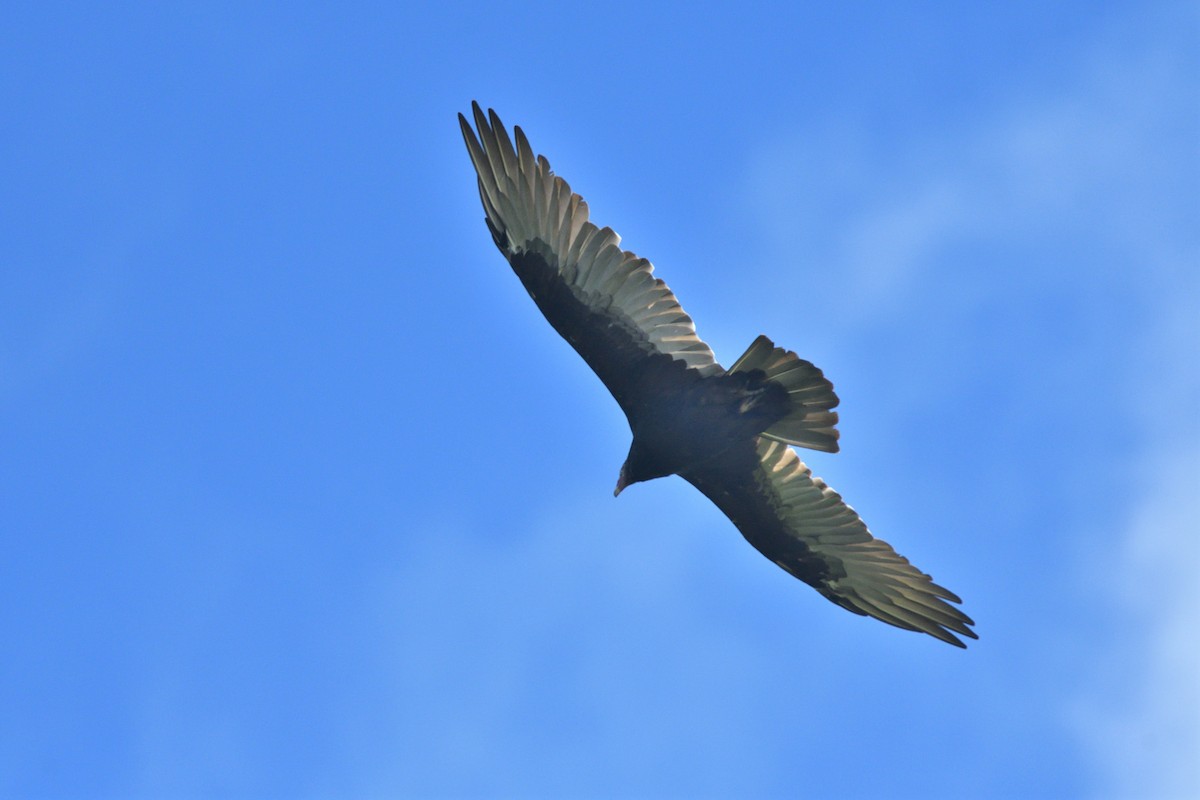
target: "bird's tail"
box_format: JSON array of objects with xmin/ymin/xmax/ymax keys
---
[{"xmin": 729, "ymin": 335, "xmax": 840, "ymax": 452}]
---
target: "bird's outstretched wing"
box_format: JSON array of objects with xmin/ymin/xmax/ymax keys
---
[
  {"xmin": 459, "ymin": 102, "xmax": 721, "ymax": 414},
  {"xmin": 684, "ymin": 437, "xmax": 977, "ymax": 647}
]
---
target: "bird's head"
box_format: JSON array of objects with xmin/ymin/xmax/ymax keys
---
[{"xmin": 614, "ymin": 440, "xmax": 668, "ymax": 497}]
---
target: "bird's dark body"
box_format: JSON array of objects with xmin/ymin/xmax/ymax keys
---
[{"xmin": 508, "ymin": 247, "xmax": 790, "ymax": 481}]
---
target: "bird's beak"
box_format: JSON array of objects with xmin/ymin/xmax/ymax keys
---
[{"xmin": 614, "ymin": 470, "xmax": 628, "ymax": 497}]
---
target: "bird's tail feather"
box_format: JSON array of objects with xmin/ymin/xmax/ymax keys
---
[{"xmin": 729, "ymin": 335, "xmax": 840, "ymax": 452}]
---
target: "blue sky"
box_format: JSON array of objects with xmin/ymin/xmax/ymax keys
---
[{"xmin": 2, "ymin": 2, "xmax": 1197, "ymax": 798}]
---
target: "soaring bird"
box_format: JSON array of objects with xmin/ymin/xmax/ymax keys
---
[{"xmin": 459, "ymin": 103, "xmax": 976, "ymax": 647}]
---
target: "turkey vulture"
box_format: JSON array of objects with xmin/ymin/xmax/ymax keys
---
[{"xmin": 459, "ymin": 102, "xmax": 976, "ymax": 648}]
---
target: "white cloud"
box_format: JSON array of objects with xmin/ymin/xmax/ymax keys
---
[
  {"xmin": 743, "ymin": 11, "xmax": 1197, "ymax": 334},
  {"xmin": 1075, "ymin": 446, "xmax": 1200, "ymax": 799}
]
